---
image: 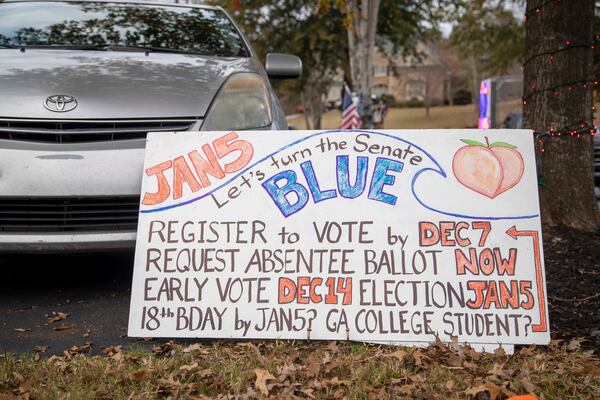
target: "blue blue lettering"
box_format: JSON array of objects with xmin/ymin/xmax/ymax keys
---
[
  {"xmin": 368, "ymin": 157, "xmax": 404, "ymax": 205},
  {"xmin": 262, "ymin": 170, "xmax": 309, "ymax": 217},
  {"xmin": 300, "ymin": 161, "xmax": 337, "ymax": 203},
  {"xmin": 336, "ymin": 155, "xmax": 368, "ymax": 199}
]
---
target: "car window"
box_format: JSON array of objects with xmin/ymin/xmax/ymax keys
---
[{"xmin": 0, "ymin": 1, "xmax": 249, "ymax": 57}]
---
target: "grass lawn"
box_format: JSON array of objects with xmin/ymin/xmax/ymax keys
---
[
  {"xmin": 287, "ymin": 101, "xmax": 522, "ymax": 130},
  {"xmin": 1, "ymin": 340, "xmax": 598, "ymax": 399}
]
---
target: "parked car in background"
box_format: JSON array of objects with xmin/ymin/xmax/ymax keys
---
[
  {"xmin": 0, "ymin": 0, "xmax": 301, "ymax": 252},
  {"xmin": 501, "ymin": 112, "xmax": 523, "ymax": 129}
]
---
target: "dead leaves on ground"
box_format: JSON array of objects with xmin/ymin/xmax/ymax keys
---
[
  {"xmin": 254, "ymin": 368, "xmax": 275, "ymax": 395},
  {"xmin": 52, "ymin": 322, "xmax": 73, "ymax": 331},
  {"xmin": 2, "ymin": 339, "xmax": 599, "ymax": 399},
  {"xmin": 102, "ymin": 345, "xmax": 123, "ymax": 361},
  {"xmin": 46, "ymin": 311, "xmax": 68, "ymax": 324}
]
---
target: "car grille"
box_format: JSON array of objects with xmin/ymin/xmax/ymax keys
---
[
  {"xmin": 0, "ymin": 196, "xmax": 140, "ymax": 233},
  {"xmin": 0, "ymin": 118, "xmax": 198, "ymax": 143}
]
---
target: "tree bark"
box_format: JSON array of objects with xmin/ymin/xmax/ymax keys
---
[
  {"xmin": 300, "ymin": 91, "xmax": 312, "ymax": 130},
  {"xmin": 424, "ymin": 73, "xmax": 431, "ymax": 119},
  {"xmin": 469, "ymin": 56, "xmax": 480, "ymax": 116},
  {"xmin": 523, "ymin": 0, "xmax": 599, "ymax": 229},
  {"xmin": 346, "ymin": 0, "xmax": 381, "ymax": 98}
]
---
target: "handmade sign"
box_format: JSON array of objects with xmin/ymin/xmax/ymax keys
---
[{"xmin": 128, "ymin": 129, "xmax": 550, "ymax": 346}]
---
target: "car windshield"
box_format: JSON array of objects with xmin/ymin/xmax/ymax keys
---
[{"xmin": 0, "ymin": 1, "xmax": 249, "ymax": 57}]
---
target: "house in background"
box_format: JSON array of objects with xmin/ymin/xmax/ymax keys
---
[
  {"xmin": 372, "ymin": 42, "xmax": 453, "ymax": 106},
  {"xmin": 325, "ymin": 40, "xmax": 471, "ymax": 109}
]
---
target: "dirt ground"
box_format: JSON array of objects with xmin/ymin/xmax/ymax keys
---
[{"xmin": 543, "ymin": 226, "xmax": 600, "ymax": 350}]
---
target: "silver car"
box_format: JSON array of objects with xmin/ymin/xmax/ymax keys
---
[{"xmin": 0, "ymin": 0, "xmax": 301, "ymax": 251}]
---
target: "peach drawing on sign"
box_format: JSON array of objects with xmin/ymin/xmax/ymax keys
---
[{"xmin": 452, "ymin": 137, "xmax": 524, "ymax": 199}]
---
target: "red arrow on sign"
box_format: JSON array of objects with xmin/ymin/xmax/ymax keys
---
[{"xmin": 506, "ymin": 226, "xmax": 547, "ymax": 333}]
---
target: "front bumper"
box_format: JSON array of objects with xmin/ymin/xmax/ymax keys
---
[
  {"xmin": 0, "ymin": 139, "xmax": 145, "ymax": 251},
  {"xmin": 0, "ymin": 232, "xmax": 136, "ymax": 253}
]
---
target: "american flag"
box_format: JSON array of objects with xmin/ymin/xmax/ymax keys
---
[{"xmin": 341, "ymin": 84, "xmax": 362, "ymax": 129}]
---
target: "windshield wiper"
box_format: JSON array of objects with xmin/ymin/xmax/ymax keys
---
[
  {"xmin": 6, "ymin": 44, "xmax": 107, "ymax": 50},
  {"xmin": 103, "ymin": 45, "xmax": 210, "ymax": 55},
  {"xmin": 4, "ymin": 43, "xmax": 213, "ymax": 55}
]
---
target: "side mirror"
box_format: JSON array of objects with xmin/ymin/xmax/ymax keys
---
[{"xmin": 265, "ymin": 53, "xmax": 302, "ymax": 79}]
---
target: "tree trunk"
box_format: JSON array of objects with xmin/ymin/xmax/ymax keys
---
[
  {"xmin": 424, "ymin": 74, "xmax": 431, "ymax": 119},
  {"xmin": 309, "ymin": 85, "xmax": 323, "ymax": 130},
  {"xmin": 346, "ymin": 0, "xmax": 381, "ymax": 98},
  {"xmin": 469, "ymin": 56, "xmax": 480, "ymax": 116},
  {"xmin": 523, "ymin": 0, "xmax": 599, "ymax": 229},
  {"xmin": 301, "ymin": 91, "xmax": 312, "ymax": 130}
]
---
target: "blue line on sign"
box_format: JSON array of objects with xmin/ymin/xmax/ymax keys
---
[{"xmin": 410, "ymin": 167, "xmax": 539, "ymax": 221}]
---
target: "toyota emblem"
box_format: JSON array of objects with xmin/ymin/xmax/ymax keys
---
[{"xmin": 44, "ymin": 95, "xmax": 78, "ymax": 112}]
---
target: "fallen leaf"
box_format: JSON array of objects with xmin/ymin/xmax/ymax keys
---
[
  {"xmin": 179, "ymin": 362, "xmax": 199, "ymax": 372},
  {"xmin": 12, "ymin": 385, "xmax": 31, "ymax": 400},
  {"xmin": 445, "ymin": 380, "xmax": 454, "ymax": 390},
  {"xmin": 582, "ymin": 362, "xmax": 600, "ymax": 376},
  {"xmin": 129, "ymin": 368, "xmax": 148, "ymax": 382},
  {"xmin": 494, "ymin": 345, "xmax": 507, "ymax": 357},
  {"xmin": 324, "ymin": 359, "xmax": 340, "ymax": 374},
  {"xmin": 325, "ymin": 376, "xmax": 351, "ymax": 387},
  {"xmin": 321, "ymin": 351, "xmax": 331, "ymax": 365},
  {"xmin": 52, "ymin": 323, "xmax": 72, "ymax": 331},
  {"xmin": 412, "ymin": 349, "xmax": 429, "ymax": 366},
  {"xmin": 521, "ymin": 377, "xmax": 536, "ymax": 393},
  {"xmin": 446, "ymin": 353, "xmax": 463, "ymax": 368},
  {"xmin": 102, "ymin": 345, "xmax": 123, "ymax": 360},
  {"xmin": 389, "ymin": 349, "xmax": 408, "ymax": 362},
  {"xmin": 34, "ymin": 345, "xmax": 48, "ymax": 353},
  {"xmin": 254, "ymin": 368, "xmax": 275, "ymax": 396},
  {"xmin": 327, "ymin": 341, "xmax": 339, "ymax": 353},
  {"xmin": 182, "ymin": 343, "xmax": 205, "ymax": 353},
  {"xmin": 153, "ymin": 341, "xmax": 176, "ymax": 356},
  {"xmin": 408, "ymin": 373, "xmax": 425, "ymax": 384},
  {"xmin": 464, "ymin": 345, "xmax": 481, "ymax": 361},
  {"xmin": 488, "ymin": 363, "xmax": 510, "ymax": 379},
  {"xmin": 567, "ymin": 338, "xmax": 582, "ymax": 351},
  {"xmin": 47, "ymin": 312, "xmax": 69, "ymax": 324},
  {"xmin": 398, "ymin": 384, "xmax": 415, "ymax": 395},
  {"xmin": 465, "ymin": 382, "xmax": 509, "ymax": 400},
  {"xmin": 157, "ymin": 374, "xmax": 190, "ymax": 394},
  {"xmin": 278, "ymin": 363, "xmax": 298, "ymax": 381},
  {"xmin": 306, "ymin": 354, "xmax": 320, "ymax": 377},
  {"xmin": 83, "ymin": 329, "xmax": 91, "ymax": 338},
  {"xmin": 12, "ymin": 372, "xmax": 23, "ymax": 383},
  {"xmin": 238, "ymin": 342, "xmax": 266, "ymax": 363},
  {"xmin": 14, "ymin": 328, "xmax": 31, "ymax": 332},
  {"xmin": 63, "ymin": 343, "xmax": 92, "ymax": 357}
]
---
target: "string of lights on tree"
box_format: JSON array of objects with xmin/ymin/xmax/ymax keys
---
[
  {"xmin": 521, "ymin": 35, "xmax": 600, "ymax": 68},
  {"xmin": 521, "ymin": 2, "xmax": 598, "ymax": 152},
  {"xmin": 524, "ymin": 0, "xmax": 564, "ymax": 19}
]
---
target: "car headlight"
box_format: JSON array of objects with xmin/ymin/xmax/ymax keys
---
[{"xmin": 202, "ymin": 73, "xmax": 272, "ymax": 131}]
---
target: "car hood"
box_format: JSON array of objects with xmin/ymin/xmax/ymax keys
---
[{"xmin": 0, "ymin": 49, "xmax": 257, "ymax": 119}]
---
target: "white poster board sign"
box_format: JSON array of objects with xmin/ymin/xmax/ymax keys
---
[{"xmin": 128, "ymin": 129, "xmax": 549, "ymax": 346}]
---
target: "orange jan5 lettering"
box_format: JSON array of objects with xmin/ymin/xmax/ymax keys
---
[{"xmin": 142, "ymin": 132, "xmax": 254, "ymax": 206}]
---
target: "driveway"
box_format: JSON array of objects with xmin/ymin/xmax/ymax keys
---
[{"xmin": 0, "ymin": 252, "xmax": 144, "ymax": 355}]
